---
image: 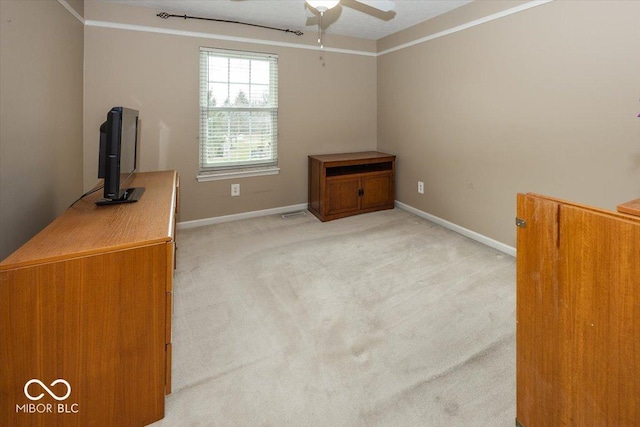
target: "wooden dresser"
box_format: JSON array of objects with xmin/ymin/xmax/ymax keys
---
[
  {"xmin": 0, "ymin": 171, "xmax": 178, "ymax": 426},
  {"xmin": 308, "ymin": 151, "xmax": 395, "ymax": 221},
  {"xmin": 516, "ymin": 193, "xmax": 639, "ymax": 427}
]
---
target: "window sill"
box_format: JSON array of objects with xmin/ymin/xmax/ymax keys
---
[{"xmin": 197, "ymin": 167, "xmax": 280, "ymax": 182}]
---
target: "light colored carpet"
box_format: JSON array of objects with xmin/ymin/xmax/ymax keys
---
[{"xmin": 151, "ymin": 208, "xmax": 516, "ymax": 426}]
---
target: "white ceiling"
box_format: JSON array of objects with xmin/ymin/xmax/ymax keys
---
[{"xmin": 97, "ymin": 0, "xmax": 474, "ymax": 40}]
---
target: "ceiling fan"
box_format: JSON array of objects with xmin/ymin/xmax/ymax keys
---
[
  {"xmin": 305, "ymin": 0, "xmax": 395, "ymax": 48},
  {"xmin": 306, "ymin": 1, "xmax": 396, "ymax": 14}
]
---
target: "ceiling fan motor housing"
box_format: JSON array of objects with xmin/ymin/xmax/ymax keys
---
[{"xmin": 306, "ymin": 0, "xmax": 340, "ymax": 13}]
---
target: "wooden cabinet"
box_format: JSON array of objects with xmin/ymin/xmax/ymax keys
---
[
  {"xmin": 308, "ymin": 151, "xmax": 395, "ymax": 221},
  {"xmin": 516, "ymin": 193, "xmax": 639, "ymax": 427},
  {"xmin": 0, "ymin": 171, "xmax": 178, "ymax": 426}
]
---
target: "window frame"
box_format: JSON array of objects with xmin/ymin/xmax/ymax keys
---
[{"xmin": 197, "ymin": 47, "xmax": 279, "ymax": 182}]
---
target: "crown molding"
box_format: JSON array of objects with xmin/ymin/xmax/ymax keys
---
[
  {"xmin": 57, "ymin": 0, "xmax": 84, "ymax": 24},
  {"xmin": 76, "ymin": 0, "xmax": 553, "ymax": 57},
  {"xmin": 378, "ymin": 0, "xmax": 554, "ymax": 56},
  {"xmin": 84, "ymin": 20, "xmax": 377, "ymax": 57}
]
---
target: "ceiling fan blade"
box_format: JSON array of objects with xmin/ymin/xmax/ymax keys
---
[{"xmin": 352, "ymin": 0, "xmax": 395, "ymax": 12}]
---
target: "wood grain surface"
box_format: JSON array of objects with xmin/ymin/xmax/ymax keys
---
[
  {"xmin": 516, "ymin": 193, "xmax": 562, "ymax": 427},
  {"xmin": 617, "ymin": 198, "xmax": 640, "ymax": 217},
  {"xmin": 516, "ymin": 193, "xmax": 640, "ymax": 427}
]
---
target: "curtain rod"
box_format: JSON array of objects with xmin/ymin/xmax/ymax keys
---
[{"xmin": 157, "ymin": 12, "xmax": 304, "ymax": 36}]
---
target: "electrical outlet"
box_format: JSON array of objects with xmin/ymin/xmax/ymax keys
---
[
  {"xmin": 418, "ymin": 181, "xmax": 424, "ymax": 194},
  {"xmin": 231, "ymin": 183, "xmax": 240, "ymax": 197}
]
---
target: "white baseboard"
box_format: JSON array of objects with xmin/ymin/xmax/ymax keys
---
[
  {"xmin": 177, "ymin": 203, "xmax": 309, "ymax": 229},
  {"xmin": 177, "ymin": 201, "xmax": 517, "ymax": 257},
  {"xmin": 395, "ymin": 201, "xmax": 516, "ymax": 257}
]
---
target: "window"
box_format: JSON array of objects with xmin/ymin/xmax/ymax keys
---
[{"xmin": 198, "ymin": 48, "xmax": 278, "ymax": 180}]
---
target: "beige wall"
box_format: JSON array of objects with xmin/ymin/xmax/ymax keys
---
[
  {"xmin": 0, "ymin": 0, "xmax": 84, "ymax": 260},
  {"xmin": 83, "ymin": 1, "xmax": 378, "ymax": 222},
  {"xmin": 377, "ymin": 0, "xmax": 640, "ymax": 247}
]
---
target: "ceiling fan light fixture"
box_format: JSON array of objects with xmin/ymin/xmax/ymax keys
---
[{"xmin": 306, "ymin": 0, "xmax": 340, "ymax": 13}]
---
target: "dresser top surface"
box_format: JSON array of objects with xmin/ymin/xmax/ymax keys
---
[
  {"xmin": 308, "ymin": 151, "xmax": 395, "ymax": 164},
  {"xmin": 1, "ymin": 171, "xmax": 177, "ymax": 270}
]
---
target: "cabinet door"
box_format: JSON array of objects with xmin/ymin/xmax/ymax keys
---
[
  {"xmin": 361, "ymin": 172, "xmax": 394, "ymax": 210},
  {"xmin": 516, "ymin": 193, "xmax": 563, "ymax": 427},
  {"xmin": 325, "ymin": 176, "xmax": 360, "ymax": 216}
]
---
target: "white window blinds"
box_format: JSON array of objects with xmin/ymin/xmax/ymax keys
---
[{"xmin": 199, "ymin": 48, "xmax": 278, "ymax": 173}]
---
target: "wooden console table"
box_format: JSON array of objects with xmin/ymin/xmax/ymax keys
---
[
  {"xmin": 0, "ymin": 171, "xmax": 178, "ymax": 426},
  {"xmin": 308, "ymin": 151, "xmax": 395, "ymax": 221}
]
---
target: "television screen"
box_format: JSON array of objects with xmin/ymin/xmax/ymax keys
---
[{"xmin": 118, "ymin": 107, "xmax": 138, "ymax": 188}]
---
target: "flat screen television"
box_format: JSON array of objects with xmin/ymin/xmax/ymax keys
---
[{"xmin": 96, "ymin": 107, "xmax": 145, "ymax": 205}]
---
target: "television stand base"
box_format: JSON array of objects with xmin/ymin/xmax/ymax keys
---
[{"xmin": 96, "ymin": 187, "xmax": 145, "ymax": 205}]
